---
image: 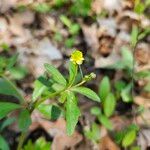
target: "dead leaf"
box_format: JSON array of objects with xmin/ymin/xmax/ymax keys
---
[
  {"xmin": 134, "ymin": 96, "xmax": 150, "ymax": 109},
  {"xmin": 137, "ymin": 129, "xmax": 150, "ymax": 150},
  {"xmin": 99, "ymin": 135, "xmax": 120, "ymax": 150}
]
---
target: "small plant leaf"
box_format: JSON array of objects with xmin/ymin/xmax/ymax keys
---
[
  {"xmin": 18, "ymin": 109, "xmax": 32, "ymax": 132},
  {"xmin": 0, "ymin": 77, "xmax": 24, "ymax": 103},
  {"xmin": 59, "ymin": 91, "xmax": 67, "ymax": 103},
  {"xmin": 72, "ymin": 87, "xmax": 100, "ymax": 102},
  {"xmin": 51, "ymin": 105, "xmax": 62, "ymax": 120},
  {"xmin": 98, "ymin": 115, "xmax": 113, "ymax": 130},
  {"xmin": 60, "ymin": 15, "xmax": 71, "ymax": 28},
  {"xmin": 98, "ymin": 76, "xmax": 110, "ymax": 101},
  {"xmin": 0, "ymin": 135, "xmax": 9, "ymax": 150},
  {"xmin": 68, "ymin": 61, "xmax": 77, "ymax": 85},
  {"xmin": 104, "ymin": 93, "xmax": 116, "ymax": 117},
  {"xmin": 66, "ymin": 91, "xmax": 80, "ymax": 135},
  {"xmin": 32, "ymin": 79, "xmax": 47, "ymax": 102},
  {"xmin": 122, "ymin": 130, "xmax": 136, "ymax": 147},
  {"xmin": 121, "ymin": 84, "xmax": 132, "ymax": 102},
  {"xmin": 0, "ymin": 102, "xmax": 21, "ymax": 119},
  {"xmin": 90, "ymin": 107, "xmax": 101, "ymax": 116},
  {"xmin": 131, "ymin": 25, "xmax": 139, "ymax": 47},
  {"xmin": 0, "ymin": 117, "xmax": 16, "ymax": 131},
  {"xmin": 38, "ymin": 104, "xmax": 61, "ymax": 120},
  {"xmin": 7, "ymin": 53, "xmax": 18, "ymax": 70},
  {"xmin": 121, "ymin": 47, "xmax": 133, "ymax": 69},
  {"xmin": 44, "ymin": 63, "xmax": 67, "ymax": 86}
]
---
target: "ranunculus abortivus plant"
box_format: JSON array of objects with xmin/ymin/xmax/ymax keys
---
[{"xmin": 0, "ymin": 50, "xmax": 100, "ymax": 150}]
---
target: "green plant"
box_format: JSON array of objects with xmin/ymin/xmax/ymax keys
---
[
  {"xmin": 70, "ymin": 0, "xmax": 92, "ymax": 17},
  {"xmin": 114, "ymin": 124, "xmax": 139, "ymax": 148},
  {"xmin": 0, "ymin": 117, "xmax": 16, "ymax": 150},
  {"xmin": 24, "ymin": 137, "xmax": 51, "ymax": 150},
  {"xmin": 0, "ymin": 50, "xmax": 100, "ymax": 149}
]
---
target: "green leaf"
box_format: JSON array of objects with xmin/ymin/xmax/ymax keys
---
[
  {"xmin": 0, "ymin": 77, "xmax": 24, "ymax": 103},
  {"xmin": 121, "ymin": 84, "xmax": 132, "ymax": 102},
  {"xmin": 24, "ymin": 137, "xmax": 51, "ymax": 150},
  {"xmin": 38, "ymin": 104, "xmax": 61, "ymax": 120},
  {"xmin": 122, "ymin": 130, "xmax": 136, "ymax": 147},
  {"xmin": 0, "ymin": 135, "xmax": 9, "ymax": 150},
  {"xmin": 7, "ymin": 53, "xmax": 18, "ymax": 70},
  {"xmin": 72, "ymin": 87, "xmax": 100, "ymax": 102},
  {"xmin": 66, "ymin": 92, "xmax": 80, "ymax": 135},
  {"xmin": 34, "ymin": 3, "xmax": 51, "ymax": 13},
  {"xmin": 84, "ymin": 123, "xmax": 100, "ymax": 142},
  {"xmin": 90, "ymin": 107, "xmax": 101, "ymax": 116},
  {"xmin": 51, "ymin": 105, "xmax": 62, "ymax": 120},
  {"xmin": 121, "ymin": 47, "xmax": 133, "ymax": 69},
  {"xmin": 38, "ymin": 104, "xmax": 52, "ymax": 119},
  {"xmin": 59, "ymin": 91, "xmax": 67, "ymax": 103},
  {"xmin": 60, "ymin": 15, "xmax": 71, "ymax": 28},
  {"xmin": 44, "ymin": 63, "xmax": 67, "ymax": 86},
  {"xmin": 52, "ymin": 83, "xmax": 65, "ymax": 91},
  {"xmin": 69, "ymin": 24, "xmax": 80, "ymax": 35},
  {"xmin": 98, "ymin": 115, "xmax": 113, "ymax": 130},
  {"xmin": 99, "ymin": 76, "xmax": 110, "ymax": 101},
  {"xmin": 0, "ymin": 117, "xmax": 16, "ymax": 131},
  {"xmin": 32, "ymin": 79, "xmax": 47, "ymax": 102},
  {"xmin": 0, "ymin": 102, "xmax": 21, "ymax": 119},
  {"xmin": 131, "ymin": 25, "xmax": 139, "ymax": 47},
  {"xmin": 104, "ymin": 93, "xmax": 116, "ymax": 117},
  {"xmin": 68, "ymin": 61, "xmax": 77, "ymax": 86},
  {"xmin": 9, "ymin": 66, "xmax": 28, "ymax": 80},
  {"xmin": 18, "ymin": 109, "xmax": 32, "ymax": 132}
]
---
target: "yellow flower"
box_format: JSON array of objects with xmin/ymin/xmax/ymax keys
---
[{"xmin": 70, "ymin": 50, "xmax": 84, "ymax": 65}]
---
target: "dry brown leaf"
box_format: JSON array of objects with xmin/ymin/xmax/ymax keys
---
[
  {"xmin": 99, "ymin": 135, "xmax": 120, "ymax": 150},
  {"xmin": 81, "ymin": 24, "xmax": 99, "ymax": 51},
  {"xmin": 137, "ymin": 129, "xmax": 150, "ymax": 150},
  {"xmin": 134, "ymin": 96, "xmax": 150, "ymax": 108},
  {"xmin": 17, "ymin": 38, "xmax": 62, "ymax": 77}
]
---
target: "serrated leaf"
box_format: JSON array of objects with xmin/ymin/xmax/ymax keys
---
[
  {"xmin": 99, "ymin": 76, "xmax": 110, "ymax": 101},
  {"xmin": 0, "ymin": 77, "xmax": 24, "ymax": 103},
  {"xmin": 0, "ymin": 135, "xmax": 9, "ymax": 150},
  {"xmin": 0, "ymin": 102, "xmax": 21, "ymax": 119},
  {"xmin": 18, "ymin": 109, "xmax": 31, "ymax": 132},
  {"xmin": 44, "ymin": 63, "xmax": 67, "ymax": 86},
  {"xmin": 72, "ymin": 87, "xmax": 100, "ymax": 102},
  {"xmin": 66, "ymin": 92, "xmax": 80, "ymax": 135},
  {"xmin": 104, "ymin": 93, "xmax": 116, "ymax": 117},
  {"xmin": 122, "ymin": 130, "xmax": 136, "ymax": 147},
  {"xmin": 98, "ymin": 115, "xmax": 113, "ymax": 130}
]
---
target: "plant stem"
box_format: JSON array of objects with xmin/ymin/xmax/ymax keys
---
[
  {"xmin": 17, "ymin": 132, "xmax": 27, "ymax": 150},
  {"xmin": 79, "ymin": 65, "xmax": 83, "ymax": 79}
]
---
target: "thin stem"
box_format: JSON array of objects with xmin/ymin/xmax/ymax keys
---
[
  {"xmin": 79, "ymin": 65, "xmax": 83, "ymax": 79},
  {"xmin": 17, "ymin": 132, "xmax": 27, "ymax": 150}
]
